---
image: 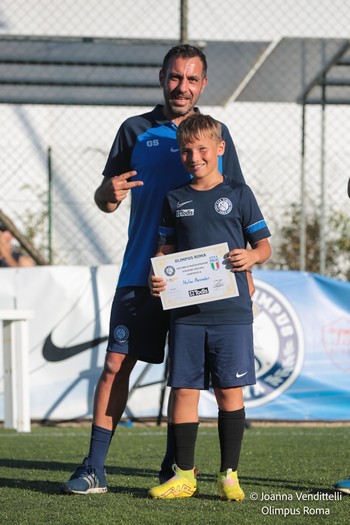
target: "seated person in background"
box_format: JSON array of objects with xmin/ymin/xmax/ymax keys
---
[{"xmin": 0, "ymin": 225, "xmax": 35, "ymax": 267}]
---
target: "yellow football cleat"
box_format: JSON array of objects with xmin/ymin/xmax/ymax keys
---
[
  {"xmin": 216, "ymin": 468, "xmax": 245, "ymax": 501},
  {"xmin": 149, "ymin": 464, "xmax": 197, "ymax": 499}
]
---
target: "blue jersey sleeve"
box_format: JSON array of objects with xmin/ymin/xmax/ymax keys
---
[
  {"xmin": 240, "ymin": 185, "xmax": 271, "ymax": 245},
  {"xmin": 102, "ymin": 119, "xmax": 135, "ymax": 178}
]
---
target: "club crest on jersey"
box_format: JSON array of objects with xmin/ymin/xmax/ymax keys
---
[
  {"xmin": 214, "ymin": 197, "xmax": 232, "ymax": 215},
  {"xmin": 209, "ymin": 255, "xmax": 220, "ymax": 270},
  {"xmin": 113, "ymin": 325, "xmax": 129, "ymax": 343},
  {"xmin": 244, "ymin": 280, "xmax": 304, "ymax": 407}
]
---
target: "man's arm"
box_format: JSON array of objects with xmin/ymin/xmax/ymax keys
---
[{"xmin": 94, "ymin": 171, "xmax": 143, "ymax": 213}]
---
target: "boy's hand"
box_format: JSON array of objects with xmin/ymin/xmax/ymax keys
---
[
  {"xmin": 148, "ymin": 274, "xmax": 167, "ymax": 297},
  {"xmin": 226, "ymin": 248, "xmax": 256, "ymax": 272}
]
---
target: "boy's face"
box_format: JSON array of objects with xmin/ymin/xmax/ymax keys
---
[{"xmin": 180, "ymin": 132, "xmax": 225, "ymax": 180}]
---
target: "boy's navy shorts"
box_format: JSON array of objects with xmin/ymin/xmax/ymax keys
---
[
  {"xmin": 107, "ymin": 287, "xmax": 169, "ymax": 364},
  {"xmin": 168, "ymin": 323, "xmax": 256, "ymax": 389}
]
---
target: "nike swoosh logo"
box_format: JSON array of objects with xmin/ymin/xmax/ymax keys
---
[
  {"xmin": 171, "ymin": 147, "xmax": 179, "ymax": 153},
  {"xmin": 236, "ymin": 371, "xmax": 248, "ymax": 378},
  {"xmin": 42, "ymin": 333, "xmax": 108, "ymax": 362},
  {"xmin": 177, "ymin": 200, "xmax": 193, "ymax": 208}
]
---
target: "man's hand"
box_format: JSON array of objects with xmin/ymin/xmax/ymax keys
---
[{"xmin": 95, "ymin": 171, "xmax": 143, "ymax": 212}]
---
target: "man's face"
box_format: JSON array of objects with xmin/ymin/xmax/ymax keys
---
[{"xmin": 160, "ymin": 56, "xmax": 207, "ymax": 120}]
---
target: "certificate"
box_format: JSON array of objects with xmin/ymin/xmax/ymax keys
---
[{"xmin": 151, "ymin": 242, "xmax": 239, "ymax": 310}]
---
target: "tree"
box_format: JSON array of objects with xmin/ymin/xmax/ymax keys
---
[{"xmin": 271, "ymin": 203, "xmax": 350, "ymax": 281}]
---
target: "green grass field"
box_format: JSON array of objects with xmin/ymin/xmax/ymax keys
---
[{"xmin": 0, "ymin": 423, "xmax": 349, "ymax": 524}]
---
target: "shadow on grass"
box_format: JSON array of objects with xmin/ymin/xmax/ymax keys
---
[
  {"xmin": 0, "ymin": 459, "xmax": 156, "ymax": 476},
  {"xmin": 0, "ymin": 458, "xmax": 338, "ymax": 499}
]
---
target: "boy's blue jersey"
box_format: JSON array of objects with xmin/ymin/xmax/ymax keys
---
[
  {"xmin": 102, "ymin": 105, "xmax": 244, "ymax": 287},
  {"xmin": 158, "ymin": 175, "xmax": 271, "ymax": 325}
]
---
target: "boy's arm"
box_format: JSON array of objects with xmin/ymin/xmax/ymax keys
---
[
  {"xmin": 250, "ymin": 238, "xmax": 272, "ymax": 265},
  {"xmin": 229, "ymin": 239, "xmax": 271, "ymax": 297},
  {"xmin": 227, "ymin": 238, "xmax": 272, "ymax": 272}
]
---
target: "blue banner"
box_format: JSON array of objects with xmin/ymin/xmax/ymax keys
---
[{"xmin": 242, "ymin": 271, "xmax": 350, "ymax": 420}]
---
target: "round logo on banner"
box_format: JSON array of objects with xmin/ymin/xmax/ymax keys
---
[{"xmin": 244, "ymin": 279, "xmax": 305, "ymax": 407}]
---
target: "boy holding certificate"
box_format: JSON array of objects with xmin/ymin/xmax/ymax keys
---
[{"xmin": 149, "ymin": 114, "xmax": 271, "ymax": 501}]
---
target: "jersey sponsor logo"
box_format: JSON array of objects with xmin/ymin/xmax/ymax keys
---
[
  {"xmin": 177, "ymin": 200, "xmax": 193, "ymax": 208},
  {"xmin": 214, "ymin": 197, "xmax": 233, "ymax": 215},
  {"xmin": 244, "ymin": 279, "xmax": 304, "ymax": 407},
  {"xmin": 176, "ymin": 209, "xmax": 194, "ymax": 217},
  {"xmin": 171, "ymin": 147, "xmax": 180, "ymax": 153},
  {"xmin": 113, "ymin": 325, "xmax": 129, "ymax": 343}
]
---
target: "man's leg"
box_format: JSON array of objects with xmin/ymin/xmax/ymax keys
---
[
  {"xmin": 60, "ymin": 286, "xmax": 168, "ymax": 494},
  {"xmin": 93, "ymin": 352, "xmax": 137, "ymax": 429},
  {"xmin": 60, "ymin": 352, "xmax": 137, "ymax": 494},
  {"xmin": 86, "ymin": 352, "xmax": 137, "ymax": 466}
]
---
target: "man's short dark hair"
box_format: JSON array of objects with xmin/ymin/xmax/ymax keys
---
[{"xmin": 161, "ymin": 44, "xmax": 207, "ymax": 78}]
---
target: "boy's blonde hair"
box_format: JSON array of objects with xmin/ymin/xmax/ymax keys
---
[{"xmin": 177, "ymin": 114, "xmax": 222, "ymax": 146}]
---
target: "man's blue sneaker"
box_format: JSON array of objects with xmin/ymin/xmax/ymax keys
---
[
  {"xmin": 60, "ymin": 458, "xmax": 107, "ymax": 494},
  {"xmin": 334, "ymin": 477, "xmax": 350, "ymax": 495}
]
